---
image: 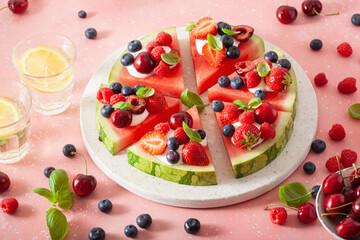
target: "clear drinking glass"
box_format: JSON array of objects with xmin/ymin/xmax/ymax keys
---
[
  {"xmin": 12, "ymin": 34, "xmax": 76, "ymax": 115},
  {"xmin": 0, "ymin": 80, "xmax": 32, "ymax": 163}
]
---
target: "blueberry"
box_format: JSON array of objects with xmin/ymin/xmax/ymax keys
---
[
  {"xmin": 166, "ymin": 150, "xmax": 180, "ymax": 164},
  {"xmin": 101, "ymin": 104, "xmax": 114, "ymax": 118},
  {"xmin": 133, "ymin": 84, "xmax": 145, "ymax": 94},
  {"xmin": 62, "ymin": 144, "xmax": 76, "ymax": 157},
  {"xmin": 277, "ymin": 59, "xmax": 291, "ymax": 71},
  {"xmin": 303, "ymin": 161, "xmax": 316, "ymax": 174},
  {"xmin": 85, "ymin": 28, "xmax": 97, "ymax": 39},
  {"xmin": 311, "ymin": 139, "xmax": 326, "ymax": 153},
  {"xmin": 217, "ymin": 22, "xmax": 231, "ymax": 35},
  {"xmin": 218, "ymin": 76, "xmax": 230, "ymax": 88},
  {"xmin": 310, "ymin": 39, "xmax": 322, "ymax": 51},
  {"xmin": 88, "ymin": 227, "xmax": 105, "ymax": 240},
  {"xmin": 230, "ymin": 76, "xmax": 244, "ymax": 89},
  {"xmin": 109, "ymin": 82, "xmax": 122, "ymax": 94},
  {"xmin": 220, "ymin": 35, "xmax": 234, "ymax": 48},
  {"xmin": 78, "ymin": 10, "xmax": 86, "ymax": 18},
  {"xmin": 212, "ymin": 100, "xmax": 225, "ymax": 112},
  {"xmin": 167, "ymin": 137, "xmax": 179, "ymax": 151},
  {"xmin": 264, "ymin": 51, "xmax": 278, "ymax": 63},
  {"xmin": 254, "ymin": 90, "xmax": 266, "ymax": 100},
  {"xmin": 222, "ymin": 124, "xmax": 235, "ymax": 137},
  {"xmin": 124, "ymin": 224, "xmax": 138, "ymax": 238},
  {"xmin": 44, "ymin": 166, "xmax": 55, "ymax": 178},
  {"xmin": 226, "ymin": 46, "xmax": 240, "ymax": 59},
  {"xmin": 120, "ymin": 53, "xmax": 134, "ymax": 66},
  {"xmin": 311, "ymin": 185, "xmax": 320, "ymax": 198},
  {"xmin": 351, "ymin": 14, "xmax": 360, "ymax": 26},
  {"xmin": 121, "ymin": 85, "xmax": 134, "ymax": 96},
  {"xmin": 184, "ymin": 218, "xmax": 201, "ymax": 234},
  {"xmin": 98, "ymin": 199, "xmax": 113, "ymax": 213},
  {"xmin": 127, "ymin": 40, "xmax": 142, "ymax": 52},
  {"xmin": 195, "ymin": 129, "xmax": 206, "ymax": 139},
  {"xmin": 136, "ymin": 213, "xmax": 152, "ymax": 228}
]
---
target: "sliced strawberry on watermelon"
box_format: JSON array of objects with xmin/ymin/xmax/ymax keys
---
[
  {"xmin": 140, "ymin": 130, "xmax": 167, "ymax": 155},
  {"xmin": 202, "ymin": 43, "xmax": 226, "ymax": 68},
  {"xmin": 191, "ymin": 17, "xmax": 217, "ymax": 40}
]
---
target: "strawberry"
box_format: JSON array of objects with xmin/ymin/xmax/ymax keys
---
[
  {"xmin": 182, "ymin": 142, "xmax": 210, "ymax": 166},
  {"xmin": 174, "ymin": 127, "xmax": 190, "ymax": 145},
  {"xmin": 337, "ymin": 77, "xmax": 357, "ymax": 94},
  {"xmin": 245, "ymin": 71, "xmax": 262, "ymax": 88},
  {"xmin": 202, "ymin": 43, "xmax": 225, "ymax": 68},
  {"xmin": 140, "ymin": 130, "xmax": 167, "ymax": 155},
  {"xmin": 154, "ymin": 122, "xmax": 170, "ymax": 135},
  {"xmin": 233, "ymin": 124, "xmax": 261, "ymax": 150},
  {"xmin": 146, "ymin": 41, "xmax": 160, "ymax": 52},
  {"xmin": 265, "ymin": 67, "xmax": 292, "ymax": 92},
  {"xmin": 145, "ymin": 92, "xmax": 168, "ymax": 114},
  {"xmin": 110, "ymin": 93, "xmax": 126, "ymax": 105},
  {"xmin": 220, "ymin": 105, "xmax": 243, "ymax": 125},
  {"xmin": 156, "ymin": 32, "xmax": 172, "ymax": 46},
  {"xmin": 154, "ymin": 61, "xmax": 171, "ymax": 77},
  {"xmin": 341, "ymin": 149, "xmax": 357, "ymax": 168},
  {"xmin": 260, "ymin": 122, "xmax": 276, "ymax": 139},
  {"xmin": 239, "ymin": 111, "xmax": 255, "ymax": 124},
  {"xmin": 150, "ymin": 46, "xmax": 165, "ymax": 63},
  {"xmin": 326, "ymin": 156, "xmax": 343, "ymax": 173},
  {"xmin": 191, "ymin": 17, "xmax": 217, "ymax": 40}
]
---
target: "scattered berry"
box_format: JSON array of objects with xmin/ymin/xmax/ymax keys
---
[
  {"xmin": 202, "ymin": 42, "xmax": 226, "ymax": 68},
  {"xmin": 110, "ymin": 94, "xmax": 126, "ymax": 105},
  {"xmin": 297, "ymin": 203, "xmax": 317, "ymax": 223},
  {"xmin": 145, "ymin": 41, "xmax": 159, "ymax": 52},
  {"xmin": 73, "ymin": 174, "xmax": 97, "ymax": 197},
  {"xmin": 184, "ymin": 218, "xmax": 201, "ymax": 234},
  {"xmin": 85, "ymin": 28, "xmax": 97, "ymax": 39},
  {"xmin": 128, "ymin": 40, "xmax": 142, "ymax": 53},
  {"xmin": 270, "ymin": 207, "xmax": 287, "ymax": 225},
  {"xmin": 233, "ymin": 124, "xmax": 260, "ymax": 149},
  {"xmin": 314, "ymin": 73, "xmax": 328, "ymax": 87},
  {"xmin": 245, "ymin": 71, "xmax": 262, "ymax": 88},
  {"xmin": 154, "ymin": 61, "xmax": 171, "ymax": 77},
  {"xmin": 302, "ymin": 0, "xmax": 323, "ymax": 16},
  {"xmin": 351, "ymin": 14, "xmax": 360, "ymax": 26},
  {"xmin": 276, "ymin": 5, "xmax": 298, "ymax": 24},
  {"xmin": 7, "ymin": 0, "xmax": 28, "ymax": 14},
  {"xmin": 167, "ymin": 137, "xmax": 180, "ymax": 151},
  {"xmin": 265, "ymin": 67, "xmax": 292, "ymax": 92},
  {"xmin": 230, "ymin": 76, "xmax": 244, "ymax": 89},
  {"xmin": 96, "ymin": 88, "xmax": 114, "ymax": 104},
  {"xmin": 44, "ymin": 167, "xmax": 55, "ymax": 178},
  {"xmin": 337, "ymin": 42, "xmax": 353, "ymax": 57},
  {"xmin": 219, "ymin": 105, "xmax": 243, "ymax": 125},
  {"xmin": 254, "ymin": 102, "xmax": 278, "ymax": 124},
  {"xmin": 169, "ymin": 112, "xmax": 193, "ymax": 129},
  {"xmin": 277, "ymin": 59, "xmax": 291, "ymax": 71},
  {"xmin": 140, "ymin": 130, "xmax": 167, "ymax": 155},
  {"xmin": 1, "ymin": 197, "xmax": 18, "ymax": 214},
  {"xmin": 109, "ymin": 82, "xmax": 122, "ymax": 94},
  {"xmin": 191, "ymin": 17, "xmax": 217, "ymax": 40},
  {"xmin": 145, "ymin": 92, "xmax": 167, "ymax": 114},
  {"xmin": 254, "ymin": 90, "xmax": 266, "ymax": 100},
  {"xmin": 124, "ymin": 224, "xmax": 138, "ymax": 238},
  {"xmin": 120, "ymin": 53, "xmax": 134, "ymax": 66},
  {"xmin": 182, "ymin": 142, "xmax": 209, "ymax": 166},
  {"xmin": 260, "ymin": 122, "xmax": 276, "ymax": 139},
  {"xmin": 218, "ymin": 76, "xmax": 230, "ymax": 88},
  {"xmin": 311, "ymin": 139, "xmax": 326, "ymax": 153},
  {"xmin": 98, "ymin": 199, "xmax": 112, "ymax": 213},
  {"xmin": 88, "ymin": 227, "xmax": 105, "ymax": 240},
  {"xmin": 217, "ymin": 21, "xmax": 231, "ymax": 35},
  {"xmin": 310, "ymin": 39, "xmax": 323, "ymax": 51},
  {"xmin": 121, "ymin": 85, "xmax": 134, "ymax": 96},
  {"xmin": 78, "ymin": 10, "xmax": 86, "ymax": 18},
  {"xmin": 264, "ymin": 51, "xmax": 278, "ymax": 63},
  {"xmin": 239, "ymin": 111, "xmax": 255, "ymax": 124},
  {"xmin": 220, "ymin": 34, "xmax": 234, "ymax": 48},
  {"xmin": 337, "ymin": 77, "xmax": 357, "ymax": 94},
  {"xmin": 110, "ymin": 109, "xmax": 132, "ymax": 128},
  {"xmin": 174, "ymin": 127, "xmax": 190, "ymax": 145},
  {"xmin": 62, "ymin": 144, "xmax": 76, "ymax": 157},
  {"xmin": 326, "ymin": 156, "xmax": 343, "ymax": 173},
  {"xmin": 136, "ymin": 214, "xmax": 152, "ymax": 229},
  {"xmin": 166, "ymin": 150, "xmax": 180, "ymax": 164},
  {"xmin": 154, "ymin": 122, "xmax": 170, "ymax": 135},
  {"xmin": 156, "ymin": 32, "xmax": 172, "ymax": 46},
  {"xmin": 303, "ymin": 161, "xmax": 316, "ymax": 174},
  {"xmin": 133, "ymin": 51, "xmax": 156, "ymax": 74},
  {"xmin": 150, "ymin": 46, "xmax": 165, "ymax": 63},
  {"xmin": 311, "ymin": 185, "xmax": 320, "ymax": 198},
  {"xmin": 328, "ymin": 124, "xmax": 346, "ymax": 141},
  {"xmin": 195, "ymin": 129, "xmax": 206, "ymax": 140},
  {"xmin": 0, "ymin": 172, "xmax": 10, "ymax": 193},
  {"xmin": 222, "ymin": 124, "xmax": 235, "ymax": 138},
  {"xmin": 341, "ymin": 149, "xmax": 357, "ymax": 168},
  {"xmin": 226, "ymin": 46, "xmax": 240, "ymax": 59},
  {"xmin": 212, "ymin": 100, "xmax": 225, "ymax": 112}
]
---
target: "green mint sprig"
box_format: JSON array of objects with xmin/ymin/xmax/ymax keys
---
[
  {"xmin": 221, "ymin": 28, "xmax": 240, "ymax": 36},
  {"xmin": 112, "ymin": 101, "xmax": 133, "ymax": 110},
  {"xmin": 181, "ymin": 88, "xmax": 207, "ymax": 112},
  {"xmin": 185, "ymin": 23, "xmax": 195, "ymax": 32},
  {"xmin": 182, "ymin": 122, "xmax": 202, "ymax": 143},
  {"xmin": 207, "ymin": 34, "xmax": 223, "ymax": 51},
  {"xmin": 256, "ymin": 60, "xmax": 271, "ymax": 77},
  {"xmin": 136, "ymin": 87, "xmax": 155, "ymax": 98},
  {"xmin": 348, "ymin": 103, "xmax": 360, "ymax": 119},
  {"xmin": 278, "ymin": 182, "xmax": 311, "ymax": 207},
  {"xmin": 233, "ymin": 97, "xmax": 262, "ymax": 111},
  {"xmin": 161, "ymin": 53, "xmax": 181, "ymax": 65}
]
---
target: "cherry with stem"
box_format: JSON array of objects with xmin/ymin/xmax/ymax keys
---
[{"xmin": 0, "ymin": 0, "xmax": 28, "ymax": 14}]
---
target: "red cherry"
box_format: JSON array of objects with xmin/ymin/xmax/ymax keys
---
[
  {"xmin": 73, "ymin": 174, "xmax": 97, "ymax": 197},
  {"xmin": 344, "ymin": 188, "xmax": 356, "ymax": 202},
  {"xmin": 337, "ymin": 217, "xmax": 360, "ymax": 239},
  {"xmin": 350, "ymin": 169, "xmax": 360, "ymax": 189},
  {"xmin": 133, "ymin": 52, "xmax": 155, "ymax": 74},
  {"xmin": 169, "ymin": 112, "xmax": 193, "ymax": 130},
  {"xmin": 324, "ymin": 193, "xmax": 348, "ymax": 219},
  {"xmin": 7, "ymin": 0, "xmax": 28, "ymax": 14},
  {"xmin": 110, "ymin": 110, "xmax": 132, "ymax": 128},
  {"xmin": 351, "ymin": 198, "xmax": 360, "ymax": 219},
  {"xmin": 301, "ymin": 0, "xmax": 322, "ymax": 16},
  {"xmin": 0, "ymin": 172, "xmax": 10, "ymax": 193},
  {"xmin": 354, "ymin": 186, "xmax": 360, "ymax": 199},
  {"xmin": 126, "ymin": 95, "xmax": 146, "ymax": 115},
  {"xmin": 298, "ymin": 203, "xmax": 317, "ymax": 223},
  {"xmin": 276, "ymin": 5, "xmax": 298, "ymax": 24},
  {"xmin": 322, "ymin": 173, "xmax": 344, "ymax": 195},
  {"xmin": 254, "ymin": 102, "xmax": 278, "ymax": 124}
]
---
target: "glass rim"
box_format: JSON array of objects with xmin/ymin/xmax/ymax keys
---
[
  {"xmin": 12, "ymin": 33, "xmax": 77, "ymax": 79},
  {"xmin": 0, "ymin": 80, "xmax": 32, "ymax": 130}
]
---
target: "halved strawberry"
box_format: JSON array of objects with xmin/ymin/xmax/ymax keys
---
[
  {"xmin": 182, "ymin": 142, "xmax": 210, "ymax": 166},
  {"xmin": 202, "ymin": 43, "xmax": 226, "ymax": 68},
  {"xmin": 140, "ymin": 130, "xmax": 167, "ymax": 155},
  {"xmin": 146, "ymin": 92, "xmax": 168, "ymax": 114},
  {"xmin": 191, "ymin": 17, "xmax": 217, "ymax": 40},
  {"xmin": 265, "ymin": 67, "xmax": 292, "ymax": 92}
]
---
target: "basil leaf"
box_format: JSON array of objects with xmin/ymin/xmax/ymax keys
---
[
  {"xmin": 207, "ymin": 34, "xmax": 223, "ymax": 51},
  {"xmin": 136, "ymin": 87, "xmax": 155, "ymax": 98},
  {"xmin": 112, "ymin": 101, "xmax": 133, "ymax": 110},
  {"xmin": 180, "ymin": 89, "xmax": 207, "ymax": 112},
  {"xmin": 256, "ymin": 60, "xmax": 271, "ymax": 77},
  {"xmin": 278, "ymin": 182, "xmax": 311, "ymax": 207},
  {"xmin": 233, "ymin": 99, "xmax": 248, "ymax": 110},
  {"xmin": 47, "ymin": 208, "xmax": 68, "ymax": 240},
  {"xmin": 49, "ymin": 169, "xmax": 70, "ymax": 194},
  {"xmin": 161, "ymin": 53, "xmax": 180, "ymax": 65},
  {"xmin": 57, "ymin": 192, "xmax": 73, "ymax": 211},
  {"xmin": 182, "ymin": 122, "xmax": 202, "ymax": 143},
  {"xmin": 348, "ymin": 103, "xmax": 360, "ymax": 119},
  {"xmin": 247, "ymin": 98, "xmax": 262, "ymax": 110},
  {"xmin": 33, "ymin": 188, "xmax": 56, "ymax": 203},
  {"xmin": 185, "ymin": 23, "xmax": 195, "ymax": 32},
  {"xmin": 222, "ymin": 28, "xmax": 240, "ymax": 36}
]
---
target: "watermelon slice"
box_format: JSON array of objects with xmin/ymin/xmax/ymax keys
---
[
  {"xmin": 127, "ymin": 106, "xmax": 217, "ymax": 186},
  {"xmin": 96, "ymin": 84, "xmax": 182, "ymax": 155},
  {"xmin": 214, "ymin": 102, "xmax": 294, "ymax": 178},
  {"xmin": 108, "ymin": 27, "xmax": 185, "ymax": 98}
]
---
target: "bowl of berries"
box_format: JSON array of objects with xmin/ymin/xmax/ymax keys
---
[{"xmin": 316, "ymin": 165, "xmax": 360, "ymax": 239}]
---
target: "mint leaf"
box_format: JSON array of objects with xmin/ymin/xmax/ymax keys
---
[
  {"xmin": 207, "ymin": 34, "xmax": 223, "ymax": 51},
  {"xmin": 33, "ymin": 188, "xmax": 56, "ymax": 203},
  {"xmin": 47, "ymin": 208, "xmax": 68, "ymax": 240},
  {"xmin": 278, "ymin": 182, "xmax": 311, "ymax": 207},
  {"xmin": 256, "ymin": 60, "xmax": 271, "ymax": 77},
  {"xmin": 180, "ymin": 89, "xmax": 207, "ymax": 112},
  {"xmin": 112, "ymin": 101, "xmax": 133, "ymax": 110},
  {"xmin": 161, "ymin": 53, "xmax": 180, "ymax": 65},
  {"xmin": 222, "ymin": 28, "xmax": 240, "ymax": 36},
  {"xmin": 233, "ymin": 99, "xmax": 248, "ymax": 110},
  {"xmin": 247, "ymin": 98, "xmax": 262, "ymax": 110},
  {"xmin": 348, "ymin": 103, "xmax": 360, "ymax": 119},
  {"xmin": 182, "ymin": 122, "xmax": 202, "ymax": 143},
  {"xmin": 185, "ymin": 23, "xmax": 195, "ymax": 31},
  {"xmin": 49, "ymin": 169, "xmax": 70, "ymax": 194},
  {"xmin": 136, "ymin": 87, "xmax": 155, "ymax": 98},
  {"xmin": 57, "ymin": 192, "xmax": 73, "ymax": 211}
]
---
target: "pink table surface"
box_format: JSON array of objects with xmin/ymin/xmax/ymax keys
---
[{"xmin": 0, "ymin": 0, "xmax": 359, "ymax": 239}]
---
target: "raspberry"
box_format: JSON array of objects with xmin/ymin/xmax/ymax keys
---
[
  {"xmin": 314, "ymin": 73, "xmax": 328, "ymax": 87},
  {"xmin": 1, "ymin": 197, "xmax": 18, "ymax": 214},
  {"xmin": 260, "ymin": 122, "xmax": 276, "ymax": 139},
  {"xmin": 145, "ymin": 92, "xmax": 168, "ymax": 114},
  {"xmin": 337, "ymin": 77, "xmax": 357, "ymax": 94},
  {"xmin": 174, "ymin": 127, "xmax": 190, "ymax": 145},
  {"xmin": 146, "ymin": 41, "xmax": 160, "ymax": 52},
  {"xmin": 245, "ymin": 71, "xmax": 262, "ymax": 88},
  {"xmin": 96, "ymin": 88, "xmax": 114, "ymax": 104},
  {"xmin": 156, "ymin": 32, "xmax": 172, "ymax": 46},
  {"xmin": 110, "ymin": 93, "xmax": 126, "ymax": 105},
  {"xmin": 154, "ymin": 61, "xmax": 171, "ymax": 77},
  {"xmin": 150, "ymin": 46, "xmax": 165, "ymax": 63},
  {"xmin": 220, "ymin": 105, "xmax": 243, "ymax": 125},
  {"xmin": 239, "ymin": 111, "xmax": 255, "ymax": 124},
  {"xmin": 154, "ymin": 122, "xmax": 170, "ymax": 135},
  {"xmin": 341, "ymin": 149, "xmax": 357, "ymax": 168},
  {"xmin": 328, "ymin": 124, "xmax": 346, "ymax": 141},
  {"xmin": 337, "ymin": 42, "xmax": 353, "ymax": 57},
  {"xmin": 270, "ymin": 207, "xmax": 287, "ymax": 225},
  {"xmin": 326, "ymin": 156, "xmax": 343, "ymax": 173}
]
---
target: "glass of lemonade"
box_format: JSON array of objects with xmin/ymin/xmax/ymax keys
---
[
  {"xmin": 0, "ymin": 80, "xmax": 32, "ymax": 163},
  {"xmin": 12, "ymin": 34, "xmax": 76, "ymax": 115}
]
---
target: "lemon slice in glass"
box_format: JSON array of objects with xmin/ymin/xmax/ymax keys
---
[{"xmin": 0, "ymin": 98, "xmax": 21, "ymax": 138}]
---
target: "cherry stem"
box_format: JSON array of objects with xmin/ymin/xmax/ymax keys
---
[
  {"xmin": 326, "ymin": 201, "xmax": 353, "ymax": 211},
  {"xmin": 0, "ymin": 6, "xmax": 8, "ymax": 11},
  {"xmin": 321, "ymin": 213, "xmax": 360, "ymax": 221},
  {"xmin": 350, "ymin": 164, "xmax": 360, "ymax": 184},
  {"xmin": 336, "ymin": 156, "xmax": 343, "ymax": 178},
  {"xmin": 72, "ymin": 152, "xmax": 88, "ymax": 175},
  {"xmin": 313, "ymin": 7, "xmax": 339, "ymax": 16},
  {"xmin": 264, "ymin": 203, "xmax": 300, "ymax": 212}
]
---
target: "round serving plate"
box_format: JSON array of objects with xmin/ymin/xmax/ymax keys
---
[{"xmin": 80, "ymin": 27, "xmax": 317, "ymax": 208}]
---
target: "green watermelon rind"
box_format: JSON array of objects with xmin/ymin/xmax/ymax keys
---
[
  {"xmin": 127, "ymin": 146, "xmax": 217, "ymax": 186},
  {"xmin": 250, "ymin": 34, "xmax": 265, "ymax": 59}
]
